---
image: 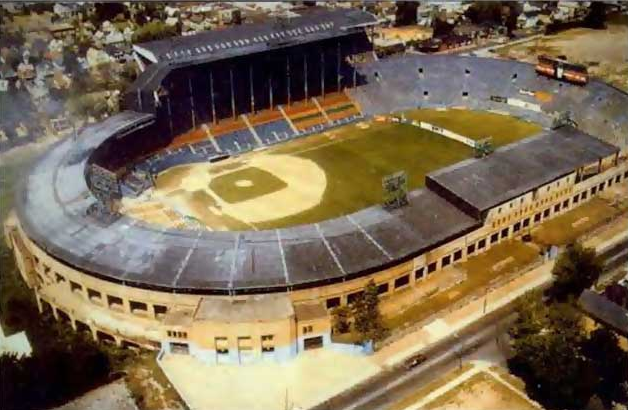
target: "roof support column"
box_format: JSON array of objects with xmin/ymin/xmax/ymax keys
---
[
  {"xmin": 286, "ymin": 55, "xmax": 291, "ymax": 106},
  {"xmin": 229, "ymin": 67, "xmax": 236, "ymax": 120},
  {"xmin": 269, "ymin": 74, "xmax": 273, "ymax": 110},
  {"xmin": 352, "ymin": 42, "xmax": 357, "ymax": 88},
  {"xmin": 337, "ymin": 41, "xmax": 341, "ymax": 92},
  {"xmin": 136, "ymin": 88, "xmax": 143, "ymax": 111},
  {"xmin": 249, "ymin": 64, "xmax": 255, "ymax": 114},
  {"xmin": 209, "ymin": 70, "xmax": 217, "ymax": 124},
  {"xmin": 320, "ymin": 49, "xmax": 325, "ymax": 99},
  {"xmin": 188, "ymin": 75, "xmax": 196, "ymax": 129},
  {"xmin": 166, "ymin": 93, "xmax": 173, "ymax": 136},
  {"xmin": 303, "ymin": 53, "xmax": 308, "ymax": 100}
]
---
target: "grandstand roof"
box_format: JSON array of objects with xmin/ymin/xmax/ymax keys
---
[
  {"xmin": 133, "ymin": 9, "xmax": 377, "ymax": 65},
  {"xmin": 15, "ymin": 55, "xmax": 628, "ymax": 295},
  {"xmin": 426, "ymin": 126, "xmax": 618, "ymax": 217}
]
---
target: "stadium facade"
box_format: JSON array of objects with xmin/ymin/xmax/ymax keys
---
[{"xmin": 5, "ymin": 9, "xmax": 628, "ymax": 364}]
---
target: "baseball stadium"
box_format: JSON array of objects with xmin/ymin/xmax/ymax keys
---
[{"xmin": 4, "ymin": 9, "xmax": 628, "ymax": 364}]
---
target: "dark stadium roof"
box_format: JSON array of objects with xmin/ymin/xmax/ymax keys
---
[
  {"xmin": 16, "ymin": 114, "xmax": 478, "ymax": 293},
  {"xmin": 15, "ymin": 55, "xmax": 628, "ymax": 295},
  {"xmin": 426, "ymin": 126, "xmax": 619, "ymax": 216},
  {"xmin": 133, "ymin": 9, "xmax": 377, "ymax": 65}
]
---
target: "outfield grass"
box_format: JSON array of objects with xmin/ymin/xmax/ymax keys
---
[
  {"xmin": 254, "ymin": 121, "xmax": 474, "ymax": 229},
  {"xmin": 149, "ymin": 109, "xmax": 541, "ymax": 230},
  {"xmin": 401, "ymin": 108, "xmax": 542, "ymax": 147}
]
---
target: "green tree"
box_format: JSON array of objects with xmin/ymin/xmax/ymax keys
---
[
  {"xmin": 508, "ymin": 293, "xmax": 597, "ymax": 409},
  {"xmin": 132, "ymin": 20, "xmax": 178, "ymax": 44},
  {"xmin": 352, "ymin": 279, "xmax": 387, "ymax": 344},
  {"xmin": 582, "ymin": 327, "xmax": 628, "ymax": 407},
  {"xmin": 548, "ymin": 242, "xmax": 602, "ymax": 302},
  {"xmin": 331, "ymin": 305, "xmax": 351, "ymax": 334}
]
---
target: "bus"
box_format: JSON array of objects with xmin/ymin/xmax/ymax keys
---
[{"xmin": 535, "ymin": 55, "xmax": 588, "ymax": 85}]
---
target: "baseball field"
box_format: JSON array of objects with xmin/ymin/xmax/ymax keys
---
[{"xmin": 121, "ymin": 108, "xmax": 541, "ymax": 231}]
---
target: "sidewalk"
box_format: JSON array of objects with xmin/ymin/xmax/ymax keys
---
[{"xmin": 374, "ymin": 260, "xmax": 553, "ymax": 367}]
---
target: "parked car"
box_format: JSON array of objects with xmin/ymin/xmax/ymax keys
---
[{"xmin": 404, "ymin": 353, "xmax": 427, "ymax": 370}]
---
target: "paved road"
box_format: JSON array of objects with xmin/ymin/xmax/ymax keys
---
[
  {"xmin": 311, "ymin": 305, "xmax": 517, "ymax": 410},
  {"xmin": 311, "ymin": 232, "xmax": 626, "ymax": 410}
]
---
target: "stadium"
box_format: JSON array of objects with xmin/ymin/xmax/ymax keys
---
[{"xmin": 4, "ymin": 9, "xmax": 628, "ymax": 364}]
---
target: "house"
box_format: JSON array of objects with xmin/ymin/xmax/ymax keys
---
[{"xmin": 0, "ymin": 325, "xmax": 32, "ymax": 358}]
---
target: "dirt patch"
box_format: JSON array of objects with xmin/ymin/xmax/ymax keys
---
[{"xmin": 424, "ymin": 372, "xmax": 537, "ymax": 410}]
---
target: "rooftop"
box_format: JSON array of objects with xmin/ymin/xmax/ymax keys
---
[
  {"xmin": 579, "ymin": 289, "xmax": 628, "ymax": 337},
  {"xmin": 133, "ymin": 9, "xmax": 377, "ymax": 65},
  {"xmin": 427, "ymin": 126, "xmax": 619, "ymax": 217},
  {"xmin": 194, "ymin": 295, "xmax": 294, "ymax": 322}
]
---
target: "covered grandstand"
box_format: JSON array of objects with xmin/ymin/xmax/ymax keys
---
[{"xmin": 4, "ymin": 10, "xmax": 628, "ymax": 362}]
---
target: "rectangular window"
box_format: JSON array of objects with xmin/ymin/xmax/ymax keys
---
[
  {"xmin": 347, "ymin": 291, "xmax": 363, "ymax": 305},
  {"xmin": 478, "ymin": 239, "xmax": 486, "ymax": 249},
  {"xmin": 215, "ymin": 337, "xmax": 229, "ymax": 354},
  {"xmin": 543, "ymin": 209, "xmax": 550, "ymax": 218},
  {"xmin": 415, "ymin": 267, "xmax": 425, "ymax": 280},
  {"xmin": 154, "ymin": 305, "xmax": 168, "ymax": 317},
  {"xmin": 554, "ymin": 204, "xmax": 561, "ymax": 213},
  {"xmin": 608, "ymin": 178, "xmax": 613, "ymax": 187},
  {"xmin": 441, "ymin": 255, "xmax": 451, "ymax": 267},
  {"xmin": 523, "ymin": 218, "xmax": 530, "ymax": 228},
  {"xmin": 326, "ymin": 297, "xmax": 340, "ymax": 309},
  {"xmin": 55, "ymin": 273, "xmax": 66, "ymax": 283},
  {"xmin": 130, "ymin": 300, "xmax": 148, "ymax": 313},
  {"xmin": 599, "ymin": 182, "xmax": 605, "ymax": 191},
  {"xmin": 394, "ymin": 275, "xmax": 410, "ymax": 289},
  {"xmin": 427, "ymin": 262, "xmax": 437, "ymax": 273},
  {"xmin": 616, "ymin": 175, "xmax": 621, "ymax": 183},
  {"xmin": 562, "ymin": 199, "xmax": 569, "ymax": 208},
  {"xmin": 377, "ymin": 283, "xmax": 389, "ymax": 295},
  {"xmin": 573, "ymin": 195, "xmax": 579, "ymax": 204},
  {"xmin": 534, "ymin": 213, "xmax": 541, "ymax": 222},
  {"xmin": 513, "ymin": 222, "xmax": 521, "ymax": 232},
  {"xmin": 490, "ymin": 233, "xmax": 499, "ymax": 244},
  {"xmin": 591, "ymin": 186, "xmax": 597, "ymax": 195},
  {"xmin": 453, "ymin": 249, "xmax": 462, "ymax": 261},
  {"xmin": 501, "ymin": 228, "xmax": 509, "ymax": 239},
  {"xmin": 467, "ymin": 243, "xmax": 476, "ymax": 255},
  {"xmin": 581, "ymin": 191, "xmax": 587, "ymax": 200}
]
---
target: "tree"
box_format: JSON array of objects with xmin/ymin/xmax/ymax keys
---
[
  {"xmin": 395, "ymin": 1, "xmax": 419, "ymax": 27},
  {"xmin": 465, "ymin": 1, "xmax": 504, "ymax": 26},
  {"xmin": 331, "ymin": 305, "xmax": 351, "ymax": 334},
  {"xmin": 132, "ymin": 20, "xmax": 178, "ymax": 44},
  {"xmin": 352, "ymin": 279, "xmax": 387, "ymax": 344},
  {"xmin": 582, "ymin": 327, "xmax": 628, "ymax": 407},
  {"xmin": 548, "ymin": 242, "xmax": 602, "ymax": 302},
  {"xmin": 508, "ymin": 294, "xmax": 597, "ymax": 409}
]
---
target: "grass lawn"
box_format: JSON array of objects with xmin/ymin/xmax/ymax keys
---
[
  {"xmin": 254, "ymin": 121, "xmax": 474, "ymax": 229},
  {"xmin": 209, "ymin": 166, "xmax": 287, "ymax": 203},
  {"xmin": 401, "ymin": 108, "xmax": 542, "ymax": 147},
  {"xmin": 532, "ymin": 197, "xmax": 622, "ymax": 246},
  {"xmin": 388, "ymin": 363, "xmax": 475, "ymax": 410},
  {"xmin": 385, "ymin": 240, "xmax": 540, "ymax": 330},
  {"xmin": 147, "ymin": 109, "xmax": 540, "ymax": 230}
]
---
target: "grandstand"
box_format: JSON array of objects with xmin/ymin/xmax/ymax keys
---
[{"xmin": 4, "ymin": 8, "xmax": 628, "ymax": 365}]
